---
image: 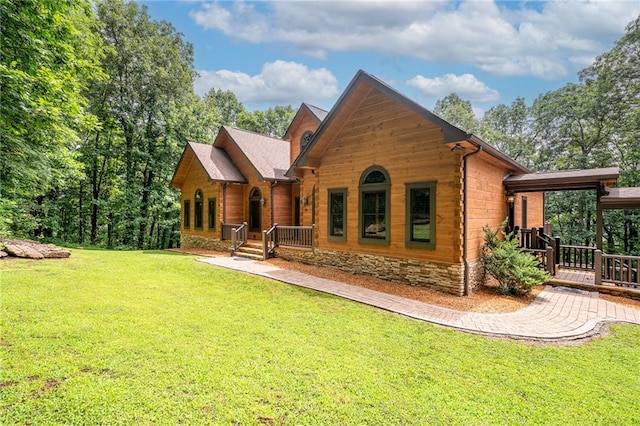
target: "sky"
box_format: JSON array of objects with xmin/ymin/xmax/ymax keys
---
[{"xmin": 138, "ymin": 0, "xmax": 639, "ymax": 115}]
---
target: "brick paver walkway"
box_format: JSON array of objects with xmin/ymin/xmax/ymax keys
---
[{"xmin": 197, "ymin": 256, "xmax": 640, "ymax": 342}]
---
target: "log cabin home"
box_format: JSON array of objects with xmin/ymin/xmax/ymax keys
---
[{"xmin": 172, "ymin": 70, "xmax": 640, "ymax": 296}]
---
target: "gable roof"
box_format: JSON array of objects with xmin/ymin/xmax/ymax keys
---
[
  {"xmin": 171, "ymin": 141, "xmax": 246, "ymax": 189},
  {"xmin": 287, "ymin": 69, "xmax": 529, "ymax": 176},
  {"xmin": 219, "ymin": 126, "xmax": 294, "ymax": 181},
  {"xmin": 282, "ymin": 102, "xmax": 329, "ymax": 141}
]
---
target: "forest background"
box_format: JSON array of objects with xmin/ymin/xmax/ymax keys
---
[{"xmin": 1, "ymin": 0, "xmax": 638, "ymax": 254}]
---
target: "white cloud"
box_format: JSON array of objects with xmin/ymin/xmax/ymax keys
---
[
  {"xmin": 189, "ymin": 0, "xmax": 639, "ymax": 79},
  {"xmin": 194, "ymin": 60, "xmax": 339, "ymax": 106},
  {"xmin": 407, "ymin": 73, "xmax": 500, "ymax": 103}
]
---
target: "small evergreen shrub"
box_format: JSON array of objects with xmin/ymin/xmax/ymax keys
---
[{"xmin": 481, "ymin": 223, "xmax": 550, "ymax": 296}]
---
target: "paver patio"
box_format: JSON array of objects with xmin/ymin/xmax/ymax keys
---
[{"xmin": 198, "ymin": 256, "xmax": 640, "ymax": 342}]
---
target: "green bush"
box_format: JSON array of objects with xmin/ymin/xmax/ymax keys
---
[{"xmin": 481, "ymin": 223, "xmax": 550, "ymax": 295}]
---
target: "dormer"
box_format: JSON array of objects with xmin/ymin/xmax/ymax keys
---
[{"xmin": 283, "ymin": 103, "xmax": 328, "ymax": 164}]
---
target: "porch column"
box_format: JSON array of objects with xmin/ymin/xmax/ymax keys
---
[{"xmin": 596, "ymin": 190, "xmax": 603, "ymax": 250}]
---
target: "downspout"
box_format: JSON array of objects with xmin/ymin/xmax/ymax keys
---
[{"xmin": 461, "ymin": 143, "xmax": 482, "ymax": 296}]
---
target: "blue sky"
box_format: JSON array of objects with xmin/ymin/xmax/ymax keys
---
[{"xmin": 139, "ymin": 1, "xmax": 638, "ymax": 115}]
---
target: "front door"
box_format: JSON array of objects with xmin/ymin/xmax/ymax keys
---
[{"xmin": 249, "ymin": 188, "xmax": 262, "ymax": 232}]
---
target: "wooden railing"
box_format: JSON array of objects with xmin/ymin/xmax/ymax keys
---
[
  {"xmin": 521, "ymin": 247, "xmax": 556, "ymax": 276},
  {"xmin": 221, "ymin": 222, "xmax": 242, "ymax": 240},
  {"xmin": 277, "ymin": 225, "xmax": 315, "ymax": 248},
  {"xmin": 559, "ymin": 244, "xmax": 596, "ymax": 270},
  {"xmin": 596, "ymin": 251, "xmax": 639, "ymax": 288},
  {"xmin": 231, "ymin": 222, "xmax": 247, "ymax": 252},
  {"xmin": 262, "ymin": 224, "xmax": 278, "ymax": 260}
]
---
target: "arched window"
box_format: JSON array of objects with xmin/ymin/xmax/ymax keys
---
[
  {"xmin": 300, "ymin": 130, "xmax": 313, "ymax": 151},
  {"xmin": 194, "ymin": 189, "xmax": 203, "ymax": 229},
  {"xmin": 359, "ymin": 166, "xmax": 390, "ymax": 244}
]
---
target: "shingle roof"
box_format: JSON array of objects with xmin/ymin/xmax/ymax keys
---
[
  {"xmin": 188, "ymin": 141, "xmax": 247, "ymax": 183},
  {"xmin": 503, "ymin": 167, "xmax": 619, "ymax": 192},
  {"xmin": 600, "ymin": 187, "xmax": 640, "ymax": 209},
  {"xmin": 305, "ymin": 103, "xmax": 329, "ymax": 122},
  {"xmin": 222, "ymin": 127, "xmax": 294, "ymax": 181}
]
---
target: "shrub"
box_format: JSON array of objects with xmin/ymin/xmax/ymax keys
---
[{"xmin": 481, "ymin": 223, "xmax": 550, "ymax": 296}]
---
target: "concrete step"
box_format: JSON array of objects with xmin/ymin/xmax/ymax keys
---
[
  {"xmin": 233, "ymin": 251, "xmax": 264, "ymax": 261},
  {"xmin": 237, "ymin": 246, "xmax": 263, "ymax": 255}
]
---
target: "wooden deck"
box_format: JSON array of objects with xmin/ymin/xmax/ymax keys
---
[
  {"xmin": 554, "ymin": 268, "xmax": 596, "ymax": 285},
  {"xmin": 550, "ymin": 267, "xmax": 640, "ymax": 300}
]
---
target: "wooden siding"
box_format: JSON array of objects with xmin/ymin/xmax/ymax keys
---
[
  {"xmin": 314, "ymin": 88, "xmax": 463, "ymax": 265},
  {"xmin": 465, "ymin": 156, "xmax": 544, "ymax": 261},
  {"xmin": 288, "ymin": 113, "xmax": 322, "ymax": 164},
  {"xmin": 515, "ymin": 192, "xmax": 544, "ymax": 229},
  {"xmin": 224, "ymin": 184, "xmax": 245, "ymax": 224},
  {"xmin": 465, "ymin": 155, "xmax": 509, "ymax": 261},
  {"xmin": 179, "ymin": 162, "xmax": 221, "ymax": 239},
  {"xmin": 272, "ymin": 183, "xmax": 293, "ymax": 226}
]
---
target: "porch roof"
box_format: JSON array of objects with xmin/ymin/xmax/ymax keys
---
[
  {"xmin": 600, "ymin": 187, "xmax": 640, "ymax": 209},
  {"xmin": 503, "ymin": 167, "xmax": 619, "ymax": 193}
]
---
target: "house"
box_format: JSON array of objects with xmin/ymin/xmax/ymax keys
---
[{"xmin": 171, "ymin": 70, "xmax": 546, "ymax": 295}]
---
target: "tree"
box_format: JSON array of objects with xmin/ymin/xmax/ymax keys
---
[
  {"xmin": 580, "ymin": 16, "xmax": 640, "ymax": 254},
  {"xmin": 479, "ymin": 98, "xmax": 536, "ymax": 169},
  {"xmin": 83, "ymin": 0, "xmax": 195, "ymax": 249},
  {"xmin": 433, "ymin": 93, "xmax": 479, "ymax": 134},
  {"xmin": 237, "ymin": 105, "xmax": 296, "ymax": 138},
  {"xmin": 0, "ymin": 0, "xmax": 103, "ymax": 236}
]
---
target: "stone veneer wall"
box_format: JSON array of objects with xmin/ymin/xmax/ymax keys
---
[
  {"xmin": 467, "ymin": 258, "xmax": 486, "ymax": 293},
  {"xmin": 276, "ymin": 246, "xmax": 465, "ymax": 296},
  {"xmin": 181, "ymin": 234, "xmax": 231, "ymax": 253}
]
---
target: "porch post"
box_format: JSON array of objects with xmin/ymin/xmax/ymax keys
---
[
  {"xmin": 596, "ymin": 190, "xmax": 603, "ymax": 251},
  {"xmin": 594, "ymin": 250, "xmax": 602, "ymax": 285}
]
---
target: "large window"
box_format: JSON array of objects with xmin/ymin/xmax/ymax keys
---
[
  {"xmin": 359, "ymin": 166, "xmax": 390, "ymax": 244},
  {"xmin": 328, "ymin": 188, "xmax": 347, "ymax": 241},
  {"xmin": 405, "ymin": 182, "xmax": 436, "ymax": 249},
  {"xmin": 183, "ymin": 200, "xmax": 190, "ymax": 229},
  {"xmin": 194, "ymin": 189, "xmax": 203, "ymax": 229},
  {"xmin": 208, "ymin": 198, "xmax": 216, "ymax": 230}
]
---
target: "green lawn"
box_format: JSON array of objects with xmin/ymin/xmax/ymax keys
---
[{"xmin": 1, "ymin": 250, "xmax": 639, "ymax": 425}]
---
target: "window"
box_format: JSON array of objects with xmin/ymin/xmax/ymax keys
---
[
  {"xmin": 194, "ymin": 189, "xmax": 203, "ymax": 229},
  {"xmin": 300, "ymin": 130, "xmax": 313, "ymax": 151},
  {"xmin": 208, "ymin": 198, "xmax": 216, "ymax": 230},
  {"xmin": 521, "ymin": 196, "xmax": 528, "ymax": 229},
  {"xmin": 405, "ymin": 182, "xmax": 436, "ymax": 249},
  {"xmin": 328, "ymin": 188, "xmax": 347, "ymax": 241},
  {"xmin": 359, "ymin": 166, "xmax": 390, "ymax": 245},
  {"xmin": 183, "ymin": 200, "xmax": 190, "ymax": 229}
]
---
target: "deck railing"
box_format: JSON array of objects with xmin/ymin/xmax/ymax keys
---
[
  {"xmin": 521, "ymin": 247, "xmax": 556, "ymax": 275},
  {"xmin": 221, "ymin": 222, "xmax": 242, "ymax": 240},
  {"xmin": 596, "ymin": 251, "xmax": 639, "ymax": 288},
  {"xmin": 277, "ymin": 225, "xmax": 315, "ymax": 248},
  {"xmin": 559, "ymin": 244, "xmax": 596, "ymax": 270},
  {"xmin": 231, "ymin": 222, "xmax": 247, "ymax": 252},
  {"xmin": 262, "ymin": 224, "xmax": 278, "ymax": 259}
]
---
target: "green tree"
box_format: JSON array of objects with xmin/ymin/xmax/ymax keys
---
[
  {"xmin": 480, "ymin": 97, "xmax": 535, "ymax": 168},
  {"xmin": 90, "ymin": 0, "xmax": 195, "ymax": 249},
  {"xmin": 433, "ymin": 93, "xmax": 479, "ymax": 134},
  {"xmin": 580, "ymin": 16, "xmax": 640, "ymax": 254},
  {"xmin": 0, "ymin": 0, "xmax": 104, "ymax": 236}
]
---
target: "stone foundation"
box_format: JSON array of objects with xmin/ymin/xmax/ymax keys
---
[
  {"xmin": 181, "ymin": 234, "xmax": 231, "ymax": 253},
  {"xmin": 276, "ymin": 246, "xmax": 465, "ymax": 296},
  {"xmin": 467, "ymin": 258, "xmax": 486, "ymax": 293}
]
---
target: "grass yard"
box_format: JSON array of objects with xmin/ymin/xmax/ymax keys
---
[{"xmin": 1, "ymin": 250, "xmax": 639, "ymax": 425}]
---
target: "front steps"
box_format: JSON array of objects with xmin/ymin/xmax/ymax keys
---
[{"xmin": 232, "ymin": 242, "xmax": 264, "ymax": 260}]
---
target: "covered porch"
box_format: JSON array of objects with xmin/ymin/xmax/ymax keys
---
[{"xmin": 504, "ymin": 168, "xmax": 640, "ymax": 299}]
